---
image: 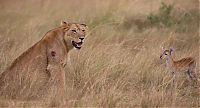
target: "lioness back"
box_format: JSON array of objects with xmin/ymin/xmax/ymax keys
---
[{"xmin": 0, "ymin": 40, "xmax": 49, "ymax": 99}]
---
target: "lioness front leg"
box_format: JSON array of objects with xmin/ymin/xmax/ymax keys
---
[
  {"xmin": 46, "ymin": 63, "xmax": 66, "ymax": 106},
  {"xmin": 45, "ymin": 50, "xmax": 66, "ymax": 106}
]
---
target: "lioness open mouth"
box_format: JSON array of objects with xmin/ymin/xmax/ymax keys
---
[{"xmin": 72, "ymin": 41, "xmax": 83, "ymax": 49}]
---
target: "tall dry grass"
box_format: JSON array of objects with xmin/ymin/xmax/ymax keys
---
[{"xmin": 0, "ymin": 0, "xmax": 199, "ymax": 107}]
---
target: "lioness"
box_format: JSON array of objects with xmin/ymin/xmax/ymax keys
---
[{"xmin": 0, "ymin": 21, "xmax": 88, "ymax": 105}]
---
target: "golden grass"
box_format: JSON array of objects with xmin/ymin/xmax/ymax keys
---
[{"xmin": 0, "ymin": 0, "xmax": 199, "ymax": 107}]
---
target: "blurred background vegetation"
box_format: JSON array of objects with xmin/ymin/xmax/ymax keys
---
[{"xmin": 0, "ymin": 0, "xmax": 199, "ymax": 107}]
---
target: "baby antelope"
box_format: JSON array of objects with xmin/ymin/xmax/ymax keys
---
[{"xmin": 160, "ymin": 48, "xmax": 196, "ymax": 84}]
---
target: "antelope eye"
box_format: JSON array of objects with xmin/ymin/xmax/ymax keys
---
[
  {"xmin": 71, "ymin": 30, "xmax": 76, "ymax": 33},
  {"xmin": 165, "ymin": 53, "xmax": 168, "ymax": 55},
  {"xmin": 82, "ymin": 29, "xmax": 85, "ymax": 32}
]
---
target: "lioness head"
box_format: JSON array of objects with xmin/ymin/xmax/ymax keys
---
[{"xmin": 60, "ymin": 21, "xmax": 88, "ymax": 50}]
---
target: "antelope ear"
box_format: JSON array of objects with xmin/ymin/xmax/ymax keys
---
[
  {"xmin": 160, "ymin": 46, "xmax": 165, "ymax": 51},
  {"xmin": 60, "ymin": 21, "xmax": 67, "ymax": 26},
  {"xmin": 169, "ymin": 47, "xmax": 174, "ymax": 55}
]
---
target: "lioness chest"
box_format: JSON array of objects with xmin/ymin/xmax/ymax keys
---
[{"xmin": 43, "ymin": 31, "xmax": 68, "ymax": 67}]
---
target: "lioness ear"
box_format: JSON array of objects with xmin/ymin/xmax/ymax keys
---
[
  {"xmin": 80, "ymin": 23, "xmax": 87, "ymax": 27},
  {"xmin": 81, "ymin": 23, "xmax": 88, "ymax": 29},
  {"xmin": 60, "ymin": 21, "xmax": 67, "ymax": 26}
]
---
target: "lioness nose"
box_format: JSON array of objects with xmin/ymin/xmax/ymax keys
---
[{"xmin": 79, "ymin": 38, "xmax": 84, "ymax": 41}]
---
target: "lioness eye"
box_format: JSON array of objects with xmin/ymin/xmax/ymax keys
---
[{"xmin": 72, "ymin": 30, "xmax": 76, "ymax": 33}]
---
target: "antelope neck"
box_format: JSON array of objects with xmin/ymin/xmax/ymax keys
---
[{"xmin": 166, "ymin": 56, "xmax": 174, "ymax": 68}]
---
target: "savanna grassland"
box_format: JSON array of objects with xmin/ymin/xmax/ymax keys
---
[{"xmin": 0, "ymin": 0, "xmax": 199, "ymax": 107}]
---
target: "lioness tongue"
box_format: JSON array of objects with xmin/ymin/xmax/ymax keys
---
[{"xmin": 77, "ymin": 42, "xmax": 82, "ymax": 46}]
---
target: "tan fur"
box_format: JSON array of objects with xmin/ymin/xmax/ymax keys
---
[
  {"xmin": 0, "ymin": 21, "xmax": 88, "ymax": 105},
  {"xmin": 160, "ymin": 49, "xmax": 197, "ymax": 83}
]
